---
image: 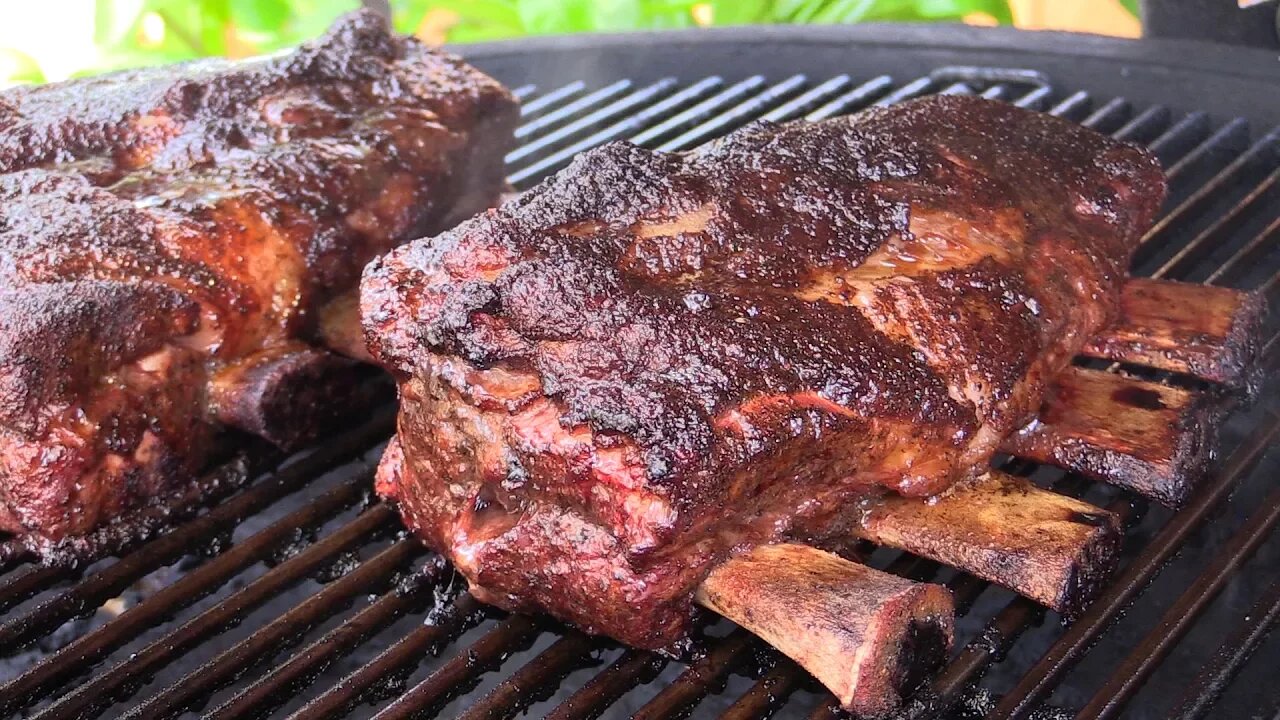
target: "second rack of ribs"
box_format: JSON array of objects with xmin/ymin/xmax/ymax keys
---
[
  {"xmin": 0, "ymin": 12, "xmax": 518, "ymax": 545},
  {"xmin": 363, "ymin": 94, "xmax": 1166, "ymax": 651}
]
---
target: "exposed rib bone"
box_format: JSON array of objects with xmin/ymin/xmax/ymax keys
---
[
  {"xmin": 318, "ymin": 291, "xmax": 373, "ymax": 362},
  {"xmin": 1084, "ymin": 278, "xmax": 1265, "ymax": 394},
  {"xmin": 207, "ymin": 343, "xmax": 365, "ymax": 450},
  {"xmin": 855, "ymin": 471, "xmax": 1122, "ymax": 616},
  {"xmin": 1002, "ymin": 365, "xmax": 1219, "ymax": 506},
  {"xmin": 696, "ymin": 544, "xmax": 954, "ymax": 718}
]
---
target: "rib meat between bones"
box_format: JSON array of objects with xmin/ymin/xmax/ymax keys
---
[
  {"xmin": 363, "ymin": 95, "xmax": 1165, "ymax": 651},
  {"xmin": 0, "ymin": 11, "xmax": 518, "ymax": 545}
]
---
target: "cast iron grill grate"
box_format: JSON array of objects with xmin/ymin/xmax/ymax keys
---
[{"xmin": 0, "ymin": 69, "xmax": 1277, "ymax": 720}]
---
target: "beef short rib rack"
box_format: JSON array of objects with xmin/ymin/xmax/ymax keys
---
[
  {"xmin": 364, "ymin": 93, "xmax": 1174, "ymax": 679},
  {"xmin": 0, "ymin": 12, "xmax": 517, "ymax": 547}
]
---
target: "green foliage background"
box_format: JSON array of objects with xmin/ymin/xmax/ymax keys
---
[{"xmin": 1, "ymin": 0, "xmax": 1027, "ymax": 85}]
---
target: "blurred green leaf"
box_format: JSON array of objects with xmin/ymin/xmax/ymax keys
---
[
  {"xmin": 813, "ymin": 0, "xmax": 878, "ymax": 23},
  {"xmin": 95, "ymin": 0, "xmax": 146, "ymax": 46},
  {"xmin": 707, "ymin": 0, "xmax": 771, "ymax": 24},
  {"xmin": 0, "ymin": 48, "xmax": 47, "ymax": 85},
  {"xmin": 287, "ymin": 0, "xmax": 362, "ymax": 39},
  {"xmin": 390, "ymin": 0, "xmax": 433, "ymax": 33},
  {"xmin": 517, "ymin": 0, "xmax": 684, "ymax": 35},
  {"xmin": 230, "ymin": 0, "xmax": 291, "ymax": 33},
  {"xmin": 400, "ymin": 0, "xmax": 524, "ymax": 40},
  {"xmin": 1119, "ymin": 0, "xmax": 1138, "ymax": 18},
  {"xmin": 6, "ymin": 0, "xmax": 1021, "ymax": 83}
]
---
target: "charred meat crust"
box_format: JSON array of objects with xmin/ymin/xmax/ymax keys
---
[
  {"xmin": 0, "ymin": 11, "xmax": 519, "ymax": 540},
  {"xmin": 365, "ymin": 95, "xmax": 1165, "ymax": 649}
]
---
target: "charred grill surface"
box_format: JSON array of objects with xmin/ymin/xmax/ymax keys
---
[
  {"xmin": 0, "ymin": 11, "xmax": 518, "ymax": 546},
  {"xmin": 363, "ymin": 95, "xmax": 1166, "ymax": 651}
]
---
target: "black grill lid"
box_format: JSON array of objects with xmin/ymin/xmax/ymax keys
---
[{"xmin": 457, "ymin": 25, "xmax": 1280, "ymax": 126}]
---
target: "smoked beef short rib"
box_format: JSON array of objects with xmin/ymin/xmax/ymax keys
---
[
  {"xmin": 0, "ymin": 11, "xmax": 517, "ymax": 545},
  {"xmin": 363, "ymin": 95, "xmax": 1165, "ymax": 651}
]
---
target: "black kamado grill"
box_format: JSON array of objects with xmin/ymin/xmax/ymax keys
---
[{"xmin": 2, "ymin": 16, "xmax": 1280, "ymax": 720}]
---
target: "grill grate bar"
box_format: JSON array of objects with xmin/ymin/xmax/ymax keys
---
[
  {"xmin": 0, "ymin": 564, "xmax": 77, "ymax": 616},
  {"xmin": 1206, "ymin": 214, "xmax": 1280, "ymax": 285},
  {"xmin": 207, "ymin": 560, "xmax": 435, "ymax": 720},
  {"xmin": 803, "ymin": 75, "xmax": 894, "ymax": 121},
  {"xmin": 1112, "ymin": 105, "xmax": 1172, "ymax": 144},
  {"xmin": 630, "ymin": 630, "xmax": 757, "ymax": 720},
  {"xmin": 507, "ymin": 77, "xmax": 724, "ymax": 186},
  {"xmin": 34, "ymin": 504, "xmax": 400, "ymax": 720},
  {"xmin": 369, "ymin": 614, "xmax": 542, "ymax": 720},
  {"xmin": 0, "ymin": 472, "xmax": 374, "ymax": 716},
  {"xmin": 979, "ymin": 83, "xmax": 1011, "ymax": 100},
  {"xmin": 629, "ymin": 76, "xmax": 767, "ymax": 148},
  {"xmin": 1074, "ymin": 483, "xmax": 1280, "ymax": 720},
  {"xmin": 1169, "ymin": 578, "xmax": 1280, "ymax": 720},
  {"xmin": 0, "ymin": 410, "xmax": 391, "ymax": 656},
  {"xmin": 511, "ymin": 84, "xmax": 537, "ymax": 101},
  {"xmin": 1152, "ymin": 166, "xmax": 1280, "ymax": 280},
  {"xmin": 1146, "ymin": 112, "xmax": 1212, "ymax": 168},
  {"xmin": 0, "ymin": 541, "xmax": 30, "ymax": 576},
  {"xmin": 1261, "ymin": 267, "xmax": 1280, "ymax": 300},
  {"xmin": 120, "ymin": 536, "xmax": 424, "ymax": 720},
  {"xmin": 515, "ymin": 81, "xmax": 587, "ymax": 119},
  {"xmin": 1078, "ymin": 97, "xmax": 1133, "ymax": 134},
  {"xmin": 870, "ymin": 76, "xmax": 935, "ymax": 108},
  {"xmin": 1165, "ymin": 118, "xmax": 1251, "ymax": 182},
  {"xmin": 545, "ymin": 649, "xmax": 667, "ymax": 720},
  {"xmin": 1135, "ymin": 126, "xmax": 1280, "ymax": 266},
  {"xmin": 938, "ymin": 81, "xmax": 976, "ymax": 96},
  {"xmin": 718, "ymin": 662, "xmax": 804, "ymax": 720},
  {"xmin": 290, "ymin": 591, "xmax": 488, "ymax": 720},
  {"xmin": 456, "ymin": 632, "xmax": 600, "ymax": 720},
  {"xmin": 1046, "ymin": 90, "xmax": 1093, "ymax": 120},
  {"xmin": 516, "ymin": 80, "xmax": 632, "ymax": 139},
  {"xmin": 506, "ymin": 78, "xmax": 678, "ymax": 165},
  {"xmin": 655, "ymin": 74, "xmax": 809, "ymax": 152},
  {"xmin": 759, "ymin": 74, "xmax": 853, "ymax": 122},
  {"xmin": 988, "ymin": 414, "xmax": 1280, "ymax": 720},
  {"xmin": 1012, "ymin": 85, "xmax": 1053, "ymax": 109}
]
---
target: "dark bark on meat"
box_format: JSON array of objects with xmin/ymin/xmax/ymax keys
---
[
  {"xmin": 0, "ymin": 11, "xmax": 518, "ymax": 542},
  {"xmin": 364, "ymin": 95, "xmax": 1165, "ymax": 651}
]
